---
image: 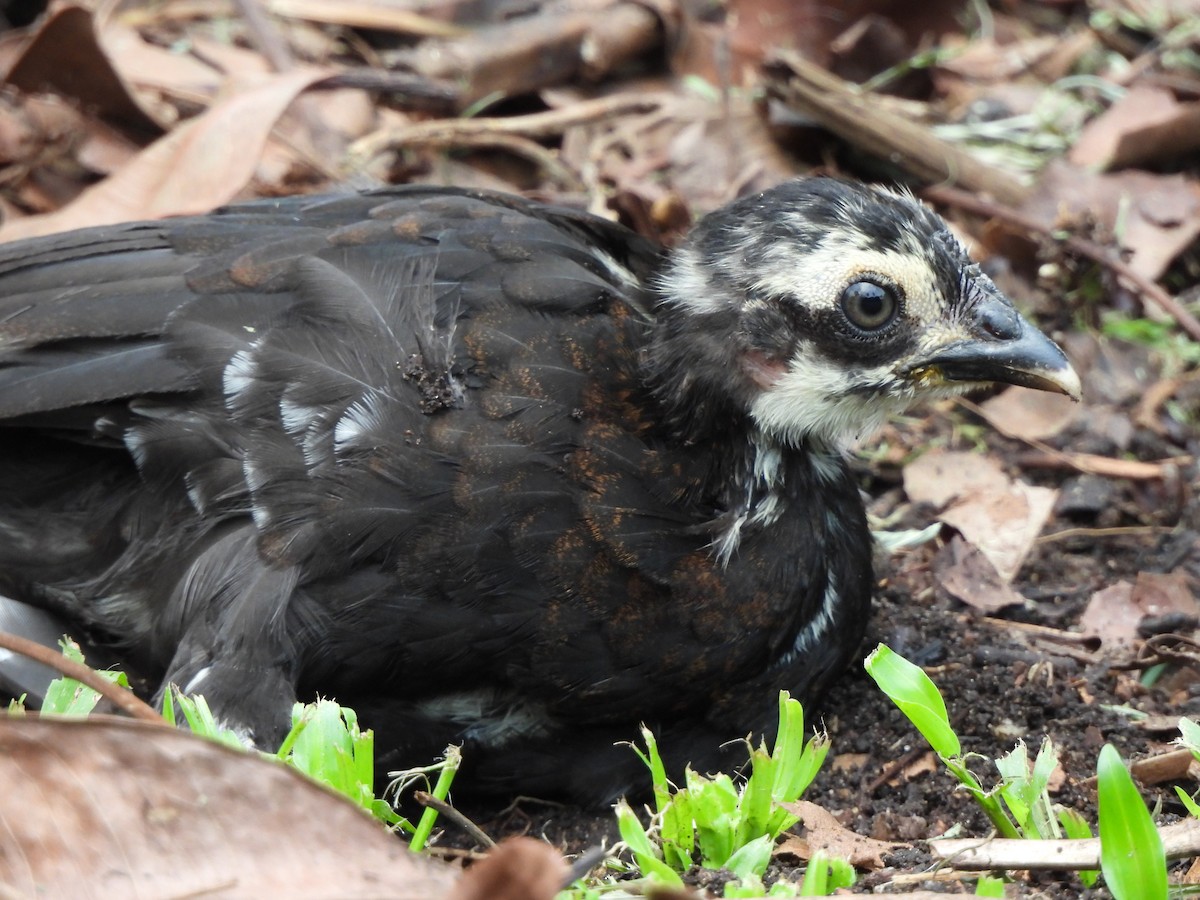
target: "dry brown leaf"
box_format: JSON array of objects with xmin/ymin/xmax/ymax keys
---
[
  {"xmin": 1070, "ymin": 85, "xmax": 1200, "ymax": 171},
  {"xmin": 3, "ymin": 6, "xmax": 162, "ymax": 138},
  {"xmin": 935, "ymin": 535, "xmax": 1027, "ymax": 612},
  {"xmin": 936, "ymin": 35, "xmax": 1061, "ymax": 81},
  {"xmin": 901, "ymin": 751, "xmax": 939, "ymax": 781},
  {"xmin": 0, "ymin": 716, "xmax": 459, "ymax": 898},
  {"xmin": 1023, "ymin": 161, "xmax": 1200, "ymax": 282},
  {"xmin": 1132, "ymin": 570, "xmax": 1199, "ymax": 620},
  {"xmin": 779, "ymin": 800, "xmax": 898, "ymax": 869},
  {"xmin": 904, "ymin": 449, "xmax": 1055, "ymax": 582},
  {"xmin": 903, "ymin": 449, "xmax": 1009, "ymax": 508},
  {"xmin": 939, "ymin": 479, "xmax": 1057, "ymax": 583},
  {"xmin": 0, "ymin": 67, "xmax": 332, "ymax": 240},
  {"xmin": 95, "ymin": 22, "xmax": 254, "ymax": 119},
  {"xmin": 977, "ymin": 386, "xmax": 1081, "ymax": 442},
  {"xmin": 1080, "ymin": 580, "xmax": 1139, "ymax": 645},
  {"xmin": 1128, "ymin": 748, "xmax": 1197, "ymax": 786}
]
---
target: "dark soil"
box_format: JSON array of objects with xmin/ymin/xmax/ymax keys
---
[{"xmin": 451, "ymin": 380, "xmax": 1200, "ymax": 896}]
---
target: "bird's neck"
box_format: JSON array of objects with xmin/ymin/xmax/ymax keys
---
[{"xmin": 706, "ymin": 425, "xmax": 849, "ymax": 562}]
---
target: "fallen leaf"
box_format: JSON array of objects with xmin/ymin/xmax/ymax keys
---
[
  {"xmin": 903, "ymin": 448, "xmax": 1009, "ymax": 507},
  {"xmin": 0, "ymin": 66, "xmax": 332, "ymax": 240},
  {"xmin": 977, "ymin": 386, "xmax": 1081, "ymax": 442},
  {"xmin": 3, "ymin": 6, "xmax": 162, "ymax": 137},
  {"xmin": 779, "ymin": 800, "xmax": 899, "ymax": 869},
  {"xmin": 1132, "ymin": 570, "xmax": 1199, "ymax": 620},
  {"xmin": 940, "ymin": 481, "xmax": 1057, "ymax": 583},
  {"xmin": 1022, "ymin": 161, "xmax": 1200, "ymax": 282},
  {"xmin": 1070, "ymin": 85, "xmax": 1200, "ymax": 171},
  {"xmin": 935, "ymin": 535, "xmax": 1027, "ymax": 612},
  {"xmin": 906, "ymin": 450, "xmax": 1056, "ymax": 582},
  {"xmin": 0, "ymin": 716, "xmax": 458, "ymax": 898},
  {"xmin": 1080, "ymin": 580, "xmax": 1138, "ymax": 645}
]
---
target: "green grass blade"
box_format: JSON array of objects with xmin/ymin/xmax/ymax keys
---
[
  {"xmin": 799, "ymin": 851, "xmax": 855, "ymax": 895},
  {"xmin": 1176, "ymin": 786, "xmax": 1200, "ymax": 818},
  {"xmin": 864, "ymin": 644, "xmax": 960, "ymax": 758},
  {"xmin": 616, "ymin": 800, "xmax": 684, "ymax": 887},
  {"xmin": 1057, "ymin": 806, "xmax": 1097, "ymax": 886},
  {"xmin": 974, "ymin": 874, "xmax": 1006, "ymax": 896},
  {"xmin": 1097, "ymin": 744, "xmax": 1167, "ymax": 900}
]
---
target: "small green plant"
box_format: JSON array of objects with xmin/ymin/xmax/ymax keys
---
[
  {"xmin": 1174, "ymin": 717, "xmax": 1200, "ymax": 817},
  {"xmin": 1097, "ymin": 744, "xmax": 1168, "ymax": 900},
  {"xmin": 36, "ymin": 638, "xmax": 131, "ymax": 716},
  {"xmin": 974, "ymin": 874, "xmax": 1006, "ymax": 897},
  {"xmin": 798, "ymin": 851, "xmax": 855, "ymax": 896},
  {"xmin": 1101, "ymin": 312, "xmax": 1200, "ymax": 379},
  {"xmin": 865, "ymin": 644, "xmax": 1099, "ymax": 885},
  {"xmin": 865, "ymin": 643, "xmax": 1020, "ymax": 839},
  {"xmin": 616, "ymin": 691, "xmax": 845, "ymax": 893}
]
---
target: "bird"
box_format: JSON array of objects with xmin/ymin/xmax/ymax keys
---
[{"xmin": 0, "ymin": 177, "xmax": 1079, "ymax": 802}]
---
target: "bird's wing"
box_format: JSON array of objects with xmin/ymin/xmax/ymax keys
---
[{"xmin": 0, "ymin": 188, "xmax": 664, "ymax": 740}]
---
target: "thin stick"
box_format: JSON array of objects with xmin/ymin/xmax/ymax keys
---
[
  {"xmin": 351, "ymin": 93, "xmax": 669, "ymax": 163},
  {"xmin": 412, "ymin": 789, "xmax": 496, "ymax": 849},
  {"xmin": 932, "ymin": 817, "xmax": 1200, "ymax": 870}
]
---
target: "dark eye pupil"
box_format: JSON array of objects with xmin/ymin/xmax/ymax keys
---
[{"xmin": 841, "ymin": 281, "xmax": 896, "ymax": 331}]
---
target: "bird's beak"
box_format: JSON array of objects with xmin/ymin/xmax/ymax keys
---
[{"xmin": 901, "ymin": 291, "xmax": 1082, "ymax": 401}]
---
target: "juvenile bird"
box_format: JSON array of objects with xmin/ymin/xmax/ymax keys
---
[{"xmin": 0, "ymin": 178, "xmax": 1078, "ymax": 801}]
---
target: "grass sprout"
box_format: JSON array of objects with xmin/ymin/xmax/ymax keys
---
[
  {"xmin": 1174, "ymin": 718, "xmax": 1200, "ymax": 817},
  {"xmin": 1097, "ymin": 744, "xmax": 1168, "ymax": 900},
  {"xmin": 866, "ymin": 642, "xmax": 1093, "ymax": 856},
  {"xmin": 616, "ymin": 691, "xmax": 842, "ymax": 893},
  {"xmin": 37, "ymin": 638, "xmax": 130, "ymax": 716}
]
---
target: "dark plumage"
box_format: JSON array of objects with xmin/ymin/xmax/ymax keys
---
[{"xmin": 0, "ymin": 179, "xmax": 1078, "ymax": 801}]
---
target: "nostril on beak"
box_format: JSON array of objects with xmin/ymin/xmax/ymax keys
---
[{"xmin": 978, "ymin": 302, "xmax": 1020, "ymax": 341}]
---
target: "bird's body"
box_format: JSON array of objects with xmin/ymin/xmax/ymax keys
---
[{"xmin": 0, "ymin": 179, "xmax": 1077, "ymax": 800}]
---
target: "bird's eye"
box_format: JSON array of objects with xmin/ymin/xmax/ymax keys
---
[{"xmin": 839, "ymin": 280, "xmax": 898, "ymax": 332}]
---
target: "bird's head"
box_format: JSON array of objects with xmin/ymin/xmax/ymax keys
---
[{"xmin": 652, "ymin": 177, "xmax": 1080, "ymax": 448}]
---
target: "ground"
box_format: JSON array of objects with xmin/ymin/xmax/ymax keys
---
[{"xmin": 0, "ymin": 1, "xmax": 1197, "ymax": 895}]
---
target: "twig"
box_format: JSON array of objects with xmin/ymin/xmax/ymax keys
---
[
  {"xmin": 234, "ymin": 0, "xmax": 295, "ymax": 73},
  {"xmin": 931, "ymin": 817, "xmax": 1200, "ymax": 870},
  {"xmin": 350, "ymin": 93, "xmax": 669, "ymax": 163},
  {"xmin": 763, "ymin": 49, "xmax": 1029, "ymax": 207},
  {"xmin": 392, "ymin": 131, "xmax": 585, "ymax": 191},
  {"xmin": 956, "ymin": 395, "xmax": 1186, "ymax": 480},
  {"xmin": 923, "ymin": 182, "xmax": 1200, "ymax": 342},
  {"xmin": 0, "ymin": 630, "xmax": 164, "ymax": 724},
  {"xmin": 413, "ymin": 789, "xmax": 496, "ymax": 849},
  {"xmin": 866, "ymin": 745, "xmax": 929, "ymax": 794}
]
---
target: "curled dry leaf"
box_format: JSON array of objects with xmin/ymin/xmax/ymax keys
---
[
  {"xmin": 977, "ymin": 386, "xmax": 1081, "ymax": 443},
  {"xmin": 4, "ymin": 6, "xmax": 163, "ymax": 137},
  {"xmin": 0, "ymin": 716, "xmax": 458, "ymax": 898},
  {"xmin": 934, "ymin": 535, "xmax": 1027, "ymax": 612}
]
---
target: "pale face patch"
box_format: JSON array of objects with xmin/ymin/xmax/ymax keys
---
[{"xmin": 749, "ymin": 346, "xmax": 974, "ymax": 449}]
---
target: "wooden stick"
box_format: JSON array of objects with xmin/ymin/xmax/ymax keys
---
[{"xmin": 763, "ymin": 50, "xmax": 1029, "ymax": 207}]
